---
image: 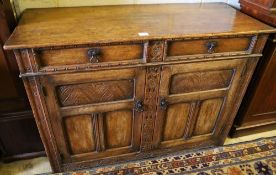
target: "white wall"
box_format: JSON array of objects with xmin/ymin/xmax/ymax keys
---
[{"xmin": 227, "ymin": 0, "xmax": 240, "ymax": 8}]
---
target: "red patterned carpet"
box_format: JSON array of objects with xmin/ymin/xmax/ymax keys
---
[{"xmin": 48, "ymin": 137, "xmax": 276, "ymax": 175}]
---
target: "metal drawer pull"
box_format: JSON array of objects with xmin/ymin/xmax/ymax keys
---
[
  {"xmin": 206, "ymin": 41, "xmax": 217, "ymax": 54},
  {"xmin": 87, "ymin": 48, "xmax": 101, "ymax": 63}
]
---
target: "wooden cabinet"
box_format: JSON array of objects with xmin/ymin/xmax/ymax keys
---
[
  {"xmin": 4, "ymin": 3, "xmax": 275, "ymax": 172},
  {"xmin": 240, "ymin": 0, "xmax": 276, "ymax": 27},
  {"xmin": 0, "ymin": 0, "xmax": 44, "ymax": 161},
  {"xmin": 231, "ymin": 0, "xmax": 276, "ymax": 135}
]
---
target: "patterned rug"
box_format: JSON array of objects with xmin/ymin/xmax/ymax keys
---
[{"xmin": 50, "ymin": 137, "xmax": 276, "ymax": 175}]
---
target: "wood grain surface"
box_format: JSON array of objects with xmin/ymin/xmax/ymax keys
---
[{"xmin": 4, "ymin": 3, "xmax": 275, "ymax": 49}]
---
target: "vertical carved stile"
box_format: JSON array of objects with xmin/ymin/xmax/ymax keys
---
[
  {"xmin": 140, "ymin": 41, "xmax": 164, "ymax": 151},
  {"xmin": 140, "ymin": 66, "xmax": 161, "ymax": 151},
  {"xmin": 13, "ymin": 50, "xmax": 25, "ymax": 73},
  {"xmin": 27, "ymin": 49, "xmax": 38, "ymax": 72},
  {"xmin": 17, "ymin": 49, "xmax": 32, "ymax": 73},
  {"xmin": 30, "ymin": 48, "xmax": 41, "ymax": 71},
  {"xmin": 24, "ymin": 76, "xmax": 61, "ymax": 171}
]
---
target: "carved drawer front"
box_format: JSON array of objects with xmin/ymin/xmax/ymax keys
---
[
  {"xmin": 154, "ymin": 59, "xmax": 247, "ymax": 149},
  {"xmin": 166, "ymin": 36, "xmax": 255, "ymax": 60},
  {"xmin": 40, "ymin": 67, "xmax": 145, "ymax": 164},
  {"xmin": 35, "ymin": 43, "xmax": 145, "ymax": 70}
]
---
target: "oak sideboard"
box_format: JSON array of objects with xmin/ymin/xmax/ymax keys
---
[{"xmin": 4, "ymin": 3, "xmax": 275, "ymax": 172}]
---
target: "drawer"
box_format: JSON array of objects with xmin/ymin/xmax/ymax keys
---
[
  {"xmin": 35, "ymin": 43, "xmax": 145, "ymax": 68},
  {"xmin": 166, "ymin": 36, "xmax": 254, "ymax": 60}
]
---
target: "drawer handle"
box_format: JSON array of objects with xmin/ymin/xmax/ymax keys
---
[
  {"xmin": 134, "ymin": 100, "xmax": 144, "ymax": 112},
  {"xmin": 87, "ymin": 48, "xmax": 101, "ymax": 63},
  {"xmin": 160, "ymin": 98, "xmax": 168, "ymax": 110},
  {"xmin": 206, "ymin": 41, "xmax": 217, "ymax": 54}
]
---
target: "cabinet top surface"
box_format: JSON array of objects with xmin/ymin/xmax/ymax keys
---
[{"xmin": 4, "ymin": 3, "xmax": 276, "ymax": 49}]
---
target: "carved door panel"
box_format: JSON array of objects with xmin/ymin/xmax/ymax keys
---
[
  {"xmin": 40, "ymin": 67, "xmax": 145, "ymax": 163},
  {"xmin": 154, "ymin": 59, "xmax": 247, "ymax": 149}
]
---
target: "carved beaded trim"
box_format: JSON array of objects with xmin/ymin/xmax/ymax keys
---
[
  {"xmin": 166, "ymin": 51, "xmax": 250, "ymax": 61},
  {"xmin": 167, "ymin": 34, "xmax": 255, "ymax": 41},
  {"xmin": 39, "ymin": 60, "xmax": 142, "ymax": 73},
  {"xmin": 247, "ymin": 35, "xmax": 258, "ymax": 53}
]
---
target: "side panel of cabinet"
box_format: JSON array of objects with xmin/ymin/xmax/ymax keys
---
[
  {"xmin": 40, "ymin": 68, "xmax": 145, "ymax": 164},
  {"xmin": 235, "ymin": 37, "xmax": 276, "ymax": 129},
  {"xmin": 154, "ymin": 59, "xmax": 247, "ymax": 148}
]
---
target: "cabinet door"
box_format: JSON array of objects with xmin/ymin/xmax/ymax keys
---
[
  {"xmin": 154, "ymin": 59, "xmax": 247, "ymax": 149},
  {"xmin": 40, "ymin": 67, "xmax": 145, "ymax": 163}
]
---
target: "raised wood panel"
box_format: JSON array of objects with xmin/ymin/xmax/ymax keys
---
[
  {"xmin": 193, "ymin": 98, "xmax": 223, "ymax": 136},
  {"xmin": 37, "ymin": 44, "xmax": 144, "ymax": 66},
  {"xmin": 162, "ymin": 103, "xmax": 190, "ymax": 141},
  {"xmin": 170, "ymin": 70, "xmax": 234, "ymax": 94},
  {"xmin": 159, "ymin": 98, "xmax": 224, "ymax": 144},
  {"xmin": 64, "ymin": 115, "xmax": 95, "ymax": 154},
  {"xmin": 104, "ymin": 110, "xmax": 133, "ymax": 149},
  {"xmin": 167, "ymin": 37, "xmax": 251, "ymax": 56},
  {"xmin": 57, "ymin": 79, "xmax": 134, "ymax": 106}
]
